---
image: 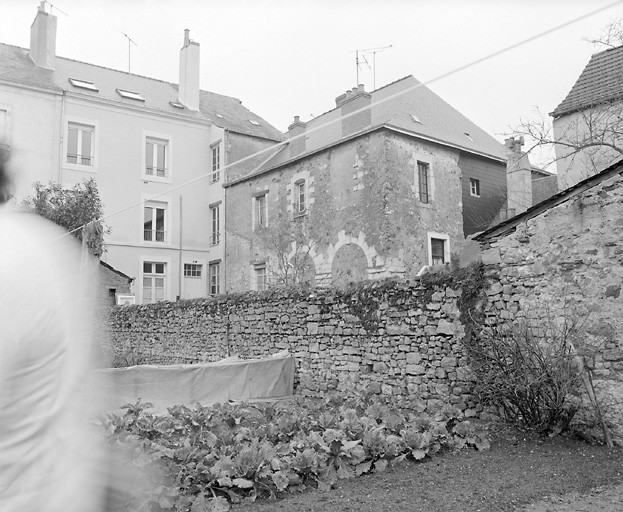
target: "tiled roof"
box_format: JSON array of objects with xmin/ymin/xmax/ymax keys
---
[
  {"xmin": 551, "ymin": 45, "xmax": 623, "ymax": 118},
  {"xmin": 0, "ymin": 43, "xmax": 284, "ymax": 142},
  {"xmin": 255, "ymin": 76, "xmax": 507, "ymax": 175}
]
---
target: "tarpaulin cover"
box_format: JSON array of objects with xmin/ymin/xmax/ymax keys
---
[{"xmin": 96, "ymin": 352, "xmax": 294, "ymax": 414}]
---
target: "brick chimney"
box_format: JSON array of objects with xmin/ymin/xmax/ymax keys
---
[
  {"xmin": 338, "ymin": 84, "xmax": 371, "ymax": 137},
  {"xmin": 505, "ymin": 136, "xmax": 533, "ymax": 216},
  {"xmin": 178, "ymin": 29, "xmax": 200, "ymax": 111},
  {"xmin": 29, "ymin": 1, "xmax": 57, "ymax": 70},
  {"xmin": 287, "ymin": 116, "xmax": 307, "ymax": 157}
]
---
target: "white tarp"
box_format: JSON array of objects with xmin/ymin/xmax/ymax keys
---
[{"xmin": 96, "ymin": 352, "xmax": 295, "ymax": 414}]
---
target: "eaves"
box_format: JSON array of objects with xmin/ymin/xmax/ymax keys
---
[
  {"xmin": 224, "ymin": 123, "xmax": 505, "ymax": 188},
  {"xmin": 0, "ymin": 77, "xmax": 62, "ymax": 96}
]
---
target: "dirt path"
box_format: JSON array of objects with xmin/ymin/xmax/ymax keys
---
[
  {"xmin": 520, "ymin": 484, "xmax": 623, "ymax": 512},
  {"xmin": 239, "ymin": 432, "xmax": 623, "ymax": 512}
]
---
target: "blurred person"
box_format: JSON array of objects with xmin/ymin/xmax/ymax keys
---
[{"xmin": 0, "ymin": 150, "xmax": 108, "ymax": 511}]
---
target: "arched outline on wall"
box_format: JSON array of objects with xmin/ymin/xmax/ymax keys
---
[{"xmin": 325, "ymin": 230, "xmax": 384, "ymax": 276}]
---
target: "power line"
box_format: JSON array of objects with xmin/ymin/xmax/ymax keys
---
[{"xmin": 53, "ymin": 0, "xmax": 623, "ymax": 243}]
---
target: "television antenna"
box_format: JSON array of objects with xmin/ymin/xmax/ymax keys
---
[
  {"xmin": 43, "ymin": 0, "xmax": 69, "ymax": 17},
  {"xmin": 352, "ymin": 45, "xmax": 393, "ymax": 90},
  {"xmin": 121, "ymin": 32, "xmax": 138, "ymax": 74}
]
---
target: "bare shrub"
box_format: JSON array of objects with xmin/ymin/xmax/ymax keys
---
[{"xmin": 467, "ymin": 314, "xmax": 585, "ymax": 434}]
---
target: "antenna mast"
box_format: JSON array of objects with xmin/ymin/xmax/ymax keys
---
[
  {"xmin": 121, "ymin": 32, "xmax": 137, "ymax": 74},
  {"xmin": 352, "ymin": 44, "xmax": 393, "ymax": 89},
  {"xmin": 44, "ymin": 0, "xmax": 69, "ymax": 17}
]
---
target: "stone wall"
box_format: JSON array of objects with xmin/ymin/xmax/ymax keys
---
[
  {"xmin": 479, "ymin": 172, "xmax": 623, "ymax": 439},
  {"xmin": 106, "ymin": 279, "xmax": 482, "ymax": 416}
]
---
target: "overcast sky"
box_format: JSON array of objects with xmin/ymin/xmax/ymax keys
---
[{"xmin": 2, "ymin": 0, "xmax": 622, "ymax": 168}]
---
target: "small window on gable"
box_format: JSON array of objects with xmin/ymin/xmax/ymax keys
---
[
  {"xmin": 117, "ymin": 89, "xmax": 145, "ymax": 101},
  {"xmin": 69, "ymin": 78, "xmax": 99, "ymax": 91},
  {"xmin": 294, "ymin": 179, "xmax": 306, "ymax": 214},
  {"xmin": 470, "ymin": 178, "xmax": 481, "ymax": 197}
]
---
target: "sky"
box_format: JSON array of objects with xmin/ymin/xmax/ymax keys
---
[{"xmin": 1, "ymin": 0, "xmax": 622, "ymax": 169}]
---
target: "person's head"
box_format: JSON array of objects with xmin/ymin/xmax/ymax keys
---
[{"xmin": 0, "ymin": 147, "xmax": 12, "ymax": 204}]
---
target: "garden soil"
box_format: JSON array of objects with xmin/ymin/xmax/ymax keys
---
[{"xmin": 239, "ymin": 428, "xmax": 623, "ymax": 512}]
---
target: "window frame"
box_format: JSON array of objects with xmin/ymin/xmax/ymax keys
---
[
  {"xmin": 427, "ymin": 232, "xmax": 450, "ymax": 267},
  {"xmin": 469, "ymin": 178, "xmax": 481, "ymax": 197},
  {"xmin": 254, "ymin": 263, "xmax": 268, "ymax": 292},
  {"xmin": 209, "ymin": 260, "xmax": 221, "ymax": 295},
  {"xmin": 64, "ymin": 117, "xmax": 98, "ymax": 172},
  {"xmin": 210, "ymin": 141, "xmax": 221, "ymax": 183},
  {"xmin": 294, "ymin": 179, "xmax": 307, "ymax": 215},
  {"xmin": 141, "ymin": 196, "xmax": 172, "ymax": 246},
  {"xmin": 183, "ymin": 263, "xmax": 202, "ymax": 278},
  {"xmin": 210, "ymin": 202, "xmax": 221, "ymax": 246},
  {"xmin": 141, "ymin": 260, "xmax": 168, "ymax": 304},
  {"xmin": 142, "ymin": 131, "xmax": 172, "ymax": 183},
  {"xmin": 417, "ymin": 161, "xmax": 430, "ymax": 204},
  {"xmin": 253, "ymin": 192, "xmax": 268, "ymax": 229}
]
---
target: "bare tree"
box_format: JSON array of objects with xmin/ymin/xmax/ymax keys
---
[{"xmin": 585, "ymin": 18, "xmax": 623, "ymax": 49}]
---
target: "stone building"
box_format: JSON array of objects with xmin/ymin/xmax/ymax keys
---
[
  {"xmin": 224, "ymin": 76, "xmax": 508, "ymax": 291},
  {"xmin": 551, "ymin": 44, "xmax": 623, "ymax": 190}
]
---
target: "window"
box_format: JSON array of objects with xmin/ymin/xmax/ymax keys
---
[
  {"xmin": 209, "ymin": 261, "xmax": 220, "ymax": 295},
  {"xmin": 417, "ymin": 161, "xmax": 429, "ymax": 203},
  {"xmin": 470, "ymin": 178, "xmax": 481, "ymax": 197},
  {"xmin": 145, "ymin": 137, "xmax": 168, "ymax": 178},
  {"xmin": 294, "ymin": 179, "xmax": 306, "ymax": 214},
  {"xmin": 68, "ymin": 78, "xmax": 99, "ymax": 91},
  {"xmin": 210, "ymin": 204, "xmax": 220, "ymax": 245},
  {"xmin": 254, "ymin": 264, "xmax": 267, "ymax": 291},
  {"xmin": 143, "ymin": 262, "xmax": 166, "ymax": 303},
  {"xmin": 184, "ymin": 263, "xmax": 202, "ymax": 277},
  {"xmin": 255, "ymin": 193, "xmax": 267, "ymax": 229},
  {"xmin": 169, "ymin": 100, "xmax": 185, "ymax": 109},
  {"xmin": 144, "ymin": 202, "xmax": 166, "ymax": 242},
  {"xmin": 430, "ymin": 238, "xmax": 446, "ymax": 265},
  {"xmin": 117, "ymin": 89, "xmax": 145, "ymax": 101},
  {"xmin": 67, "ymin": 122, "xmax": 94, "ymax": 166},
  {"xmin": 427, "ymin": 232, "xmax": 450, "ymax": 267},
  {"xmin": 211, "ymin": 143, "xmax": 221, "ymax": 182}
]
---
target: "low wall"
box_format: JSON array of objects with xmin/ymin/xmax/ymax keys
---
[{"xmin": 106, "ymin": 279, "xmax": 482, "ymax": 416}]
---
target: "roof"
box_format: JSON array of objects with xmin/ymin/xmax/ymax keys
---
[
  {"xmin": 244, "ymin": 76, "xmax": 507, "ymax": 180},
  {"xmin": 0, "ymin": 43, "xmax": 284, "ymax": 142},
  {"xmin": 474, "ymin": 157, "xmax": 623, "ymax": 242},
  {"xmin": 99, "ymin": 260, "xmax": 133, "ymax": 282},
  {"xmin": 551, "ymin": 45, "xmax": 623, "ymax": 118}
]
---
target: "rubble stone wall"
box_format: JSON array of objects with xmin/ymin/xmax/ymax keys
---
[
  {"xmin": 479, "ymin": 172, "xmax": 623, "ymax": 439},
  {"xmin": 106, "ymin": 280, "xmax": 482, "ymax": 416}
]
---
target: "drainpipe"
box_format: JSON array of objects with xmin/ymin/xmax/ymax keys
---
[
  {"xmin": 178, "ymin": 194, "xmax": 183, "ymax": 300},
  {"xmin": 58, "ymin": 89, "xmax": 66, "ymax": 182}
]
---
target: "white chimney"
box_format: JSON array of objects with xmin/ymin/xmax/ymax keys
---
[
  {"xmin": 505, "ymin": 136, "xmax": 533, "ymax": 216},
  {"xmin": 29, "ymin": 1, "xmax": 57, "ymax": 70},
  {"xmin": 178, "ymin": 29, "xmax": 200, "ymax": 111}
]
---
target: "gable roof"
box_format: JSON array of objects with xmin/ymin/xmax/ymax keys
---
[
  {"xmin": 475, "ymin": 157, "xmax": 623, "ymax": 242},
  {"xmin": 551, "ymin": 45, "xmax": 623, "ymax": 118},
  {"xmin": 241, "ymin": 76, "xmax": 507, "ymax": 181},
  {"xmin": 0, "ymin": 43, "xmax": 284, "ymax": 142}
]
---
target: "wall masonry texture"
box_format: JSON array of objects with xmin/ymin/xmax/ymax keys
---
[
  {"xmin": 479, "ymin": 172, "xmax": 623, "ymax": 440},
  {"xmin": 106, "ymin": 280, "xmax": 483, "ymax": 417}
]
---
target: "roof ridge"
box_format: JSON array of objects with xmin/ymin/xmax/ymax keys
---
[{"xmin": 0, "ymin": 41, "xmax": 240, "ymax": 101}]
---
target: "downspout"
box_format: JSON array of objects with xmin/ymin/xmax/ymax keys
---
[
  {"xmin": 222, "ymin": 131, "xmax": 228, "ymax": 292},
  {"xmin": 58, "ymin": 89, "xmax": 66, "ymax": 182},
  {"xmin": 178, "ymin": 194, "xmax": 183, "ymax": 300}
]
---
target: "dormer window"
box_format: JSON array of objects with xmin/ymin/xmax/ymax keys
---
[
  {"xmin": 68, "ymin": 78, "xmax": 99, "ymax": 91},
  {"xmin": 169, "ymin": 100, "xmax": 185, "ymax": 109},
  {"xmin": 117, "ymin": 89, "xmax": 145, "ymax": 101},
  {"xmin": 410, "ymin": 114, "xmax": 422, "ymax": 124},
  {"xmin": 249, "ymin": 119, "xmax": 261, "ymax": 126}
]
